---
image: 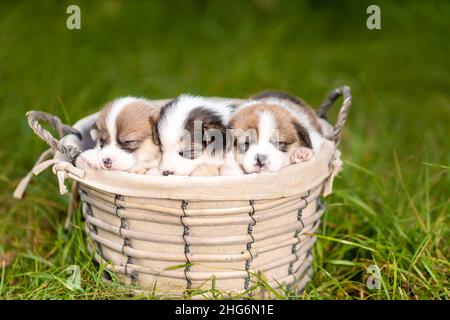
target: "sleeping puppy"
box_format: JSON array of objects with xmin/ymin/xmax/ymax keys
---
[
  {"xmin": 229, "ymin": 91, "xmax": 325, "ymax": 174},
  {"xmin": 76, "ymin": 97, "xmax": 161, "ymax": 174},
  {"xmin": 153, "ymin": 94, "xmax": 235, "ymax": 176}
]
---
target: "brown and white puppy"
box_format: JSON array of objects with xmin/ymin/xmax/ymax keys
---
[
  {"xmin": 229, "ymin": 92, "xmax": 325, "ymax": 174},
  {"xmin": 153, "ymin": 94, "xmax": 235, "ymax": 176},
  {"xmin": 76, "ymin": 97, "xmax": 161, "ymax": 174}
]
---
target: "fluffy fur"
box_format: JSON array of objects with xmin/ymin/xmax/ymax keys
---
[
  {"xmin": 229, "ymin": 91, "xmax": 326, "ymax": 174},
  {"xmin": 154, "ymin": 94, "xmax": 235, "ymax": 176},
  {"xmin": 76, "ymin": 97, "xmax": 161, "ymax": 174}
]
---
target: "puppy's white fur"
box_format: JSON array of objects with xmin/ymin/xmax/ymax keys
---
[
  {"xmin": 76, "ymin": 97, "xmax": 161, "ymax": 174},
  {"xmin": 157, "ymin": 94, "xmax": 234, "ymax": 176}
]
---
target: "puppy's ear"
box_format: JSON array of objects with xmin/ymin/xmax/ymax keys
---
[
  {"xmin": 293, "ymin": 121, "xmax": 313, "ymax": 149},
  {"xmin": 90, "ymin": 122, "xmax": 99, "ymax": 141},
  {"xmin": 203, "ymin": 121, "xmax": 226, "ymax": 140},
  {"xmin": 186, "ymin": 107, "xmax": 227, "ymax": 149},
  {"xmin": 203, "ymin": 121, "xmax": 228, "ymax": 152},
  {"xmin": 149, "ymin": 116, "xmax": 160, "ymax": 145}
]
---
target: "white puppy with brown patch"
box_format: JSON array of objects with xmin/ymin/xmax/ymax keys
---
[
  {"xmin": 154, "ymin": 94, "xmax": 235, "ymax": 176},
  {"xmin": 229, "ymin": 92, "xmax": 327, "ymax": 174},
  {"xmin": 76, "ymin": 97, "xmax": 161, "ymax": 174}
]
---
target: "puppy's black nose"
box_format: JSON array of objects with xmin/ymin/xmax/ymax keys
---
[
  {"xmin": 255, "ymin": 154, "xmax": 268, "ymax": 167},
  {"xmin": 103, "ymin": 157, "xmax": 112, "ymax": 168},
  {"xmin": 162, "ymin": 170, "xmax": 174, "ymax": 176}
]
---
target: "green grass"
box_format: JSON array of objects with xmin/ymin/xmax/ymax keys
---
[{"xmin": 0, "ymin": 0, "xmax": 448, "ymax": 299}]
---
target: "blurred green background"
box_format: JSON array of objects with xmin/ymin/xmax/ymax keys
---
[{"xmin": 0, "ymin": 0, "xmax": 448, "ymax": 299}]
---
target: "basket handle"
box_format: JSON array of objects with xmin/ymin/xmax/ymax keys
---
[
  {"xmin": 26, "ymin": 111, "xmax": 82, "ymax": 162},
  {"xmin": 318, "ymin": 86, "xmax": 352, "ymax": 145}
]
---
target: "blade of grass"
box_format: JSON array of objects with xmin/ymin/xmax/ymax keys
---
[
  {"xmin": 311, "ymin": 234, "xmax": 378, "ymax": 254},
  {"xmin": 393, "ymin": 150, "xmax": 427, "ymax": 233}
]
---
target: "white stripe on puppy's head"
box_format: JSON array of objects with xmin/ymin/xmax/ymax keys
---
[
  {"xmin": 89, "ymin": 97, "xmax": 161, "ymax": 172},
  {"xmin": 155, "ymin": 94, "xmax": 234, "ymax": 176}
]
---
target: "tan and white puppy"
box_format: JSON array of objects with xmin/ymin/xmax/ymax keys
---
[
  {"xmin": 76, "ymin": 97, "xmax": 161, "ymax": 174},
  {"xmin": 154, "ymin": 94, "xmax": 235, "ymax": 176},
  {"xmin": 229, "ymin": 92, "xmax": 326, "ymax": 174}
]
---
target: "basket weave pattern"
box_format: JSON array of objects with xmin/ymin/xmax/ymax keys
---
[{"xmin": 79, "ymin": 182, "xmax": 324, "ymax": 294}]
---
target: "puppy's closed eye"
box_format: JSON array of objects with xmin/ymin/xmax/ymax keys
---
[
  {"xmin": 276, "ymin": 141, "xmax": 289, "ymax": 152},
  {"xmin": 118, "ymin": 139, "xmax": 140, "ymax": 152},
  {"xmin": 235, "ymin": 136, "xmax": 254, "ymax": 153},
  {"xmin": 121, "ymin": 140, "xmax": 138, "ymax": 146},
  {"xmin": 269, "ymin": 135, "xmax": 290, "ymax": 152}
]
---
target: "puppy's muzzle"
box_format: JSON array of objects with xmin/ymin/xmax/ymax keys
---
[{"xmin": 162, "ymin": 170, "xmax": 174, "ymax": 176}]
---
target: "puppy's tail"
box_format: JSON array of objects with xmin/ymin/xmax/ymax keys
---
[{"xmin": 316, "ymin": 88, "xmax": 343, "ymax": 119}]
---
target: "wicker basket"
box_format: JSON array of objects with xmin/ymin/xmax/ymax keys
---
[{"xmin": 14, "ymin": 87, "xmax": 352, "ymax": 298}]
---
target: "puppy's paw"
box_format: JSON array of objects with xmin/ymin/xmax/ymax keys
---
[
  {"xmin": 76, "ymin": 150, "xmax": 102, "ymax": 169},
  {"xmin": 220, "ymin": 158, "xmax": 245, "ymax": 176},
  {"xmin": 190, "ymin": 164, "xmax": 220, "ymax": 176},
  {"xmin": 220, "ymin": 165, "xmax": 244, "ymax": 176},
  {"xmin": 145, "ymin": 167, "xmax": 162, "ymax": 176},
  {"xmin": 290, "ymin": 147, "xmax": 313, "ymax": 164},
  {"xmin": 129, "ymin": 167, "xmax": 150, "ymax": 175}
]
